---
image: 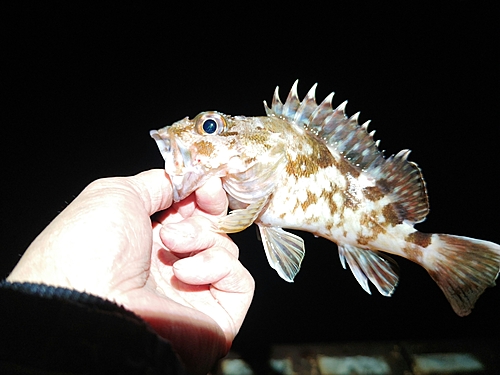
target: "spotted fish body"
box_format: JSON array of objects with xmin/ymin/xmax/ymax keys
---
[{"xmin": 151, "ymin": 81, "xmax": 500, "ymax": 316}]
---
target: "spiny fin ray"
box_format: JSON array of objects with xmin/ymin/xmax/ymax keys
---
[
  {"xmin": 339, "ymin": 244, "xmax": 400, "ymax": 296},
  {"xmin": 264, "ymin": 80, "xmax": 429, "ymax": 223},
  {"xmin": 370, "ymin": 153, "xmax": 429, "ymax": 223}
]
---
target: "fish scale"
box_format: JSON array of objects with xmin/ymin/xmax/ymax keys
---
[{"xmin": 150, "ymin": 80, "xmax": 500, "ymax": 316}]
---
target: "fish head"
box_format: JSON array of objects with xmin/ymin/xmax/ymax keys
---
[{"xmin": 151, "ymin": 111, "xmax": 286, "ymax": 202}]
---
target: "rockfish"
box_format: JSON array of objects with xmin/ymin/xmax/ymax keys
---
[{"xmin": 150, "ymin": 81, "xmax": 500, "ymax": 316}]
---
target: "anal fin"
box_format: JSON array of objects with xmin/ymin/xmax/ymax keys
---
[
  {"xmin": 218, "ymin": 196, "xmax": 268, "ymax": 233},
  {"xmin": 258, "ymin": 225, "xmax": 305, "ymax": 282},
  {"xmin": 338, "ymin": 244, "xmax": 399, "ymax": 296}
]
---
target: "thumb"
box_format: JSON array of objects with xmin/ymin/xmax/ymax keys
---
[{"xmin": 126, "ymin": 169, "xmax": 174, "ymax": 215}]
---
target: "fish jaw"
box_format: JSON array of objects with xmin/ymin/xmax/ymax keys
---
[{"xmin": 150, "ymin": 128, "xmax": 210, "ymax": 201}]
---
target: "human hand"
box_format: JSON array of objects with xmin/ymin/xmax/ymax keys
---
[{"xmin": 7, "ymin": 169, "xmax": 254, "ymax": 374}]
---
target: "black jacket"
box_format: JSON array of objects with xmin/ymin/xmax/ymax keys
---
[{"xmin": 0, "ymin": 282, "xmax": 186, "ymax": 374}]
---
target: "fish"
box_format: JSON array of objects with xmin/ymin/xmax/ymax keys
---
[{"xmin": 150, "ymin": 80, "xmax": 500, "ymax": 316}]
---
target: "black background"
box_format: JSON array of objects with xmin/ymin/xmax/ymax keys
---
[{"xmin": 3, "ymin": 2, "xmax": 499, "ymax": 369}]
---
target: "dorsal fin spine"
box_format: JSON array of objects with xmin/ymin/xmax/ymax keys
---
[
  {"xmin": 263, "ymin": 81, "xmax": 430, "ymax": 223},
  {"xmin": 282, "ymin": 80, "xmax": 300, "ymax": 118},
  {"xmin": 294, "ymin": 83, "xmax": 318, "ymax": 125},
  {"xmin": 337, "ymin": 100, "xmax": 348, "ymax": 114},
  {"xmin": 271, "ymin": 86, "xmax": 282, "ymax": 115},
  {"xmin": 309, "ymin": 92, "xmax": 334, "ymax": 133}
]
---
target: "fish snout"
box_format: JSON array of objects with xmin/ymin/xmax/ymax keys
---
[
  {"xmin": 150, "ymin": 130, "xmax": 193, "ymax": 175},
  {"xmin": 150, "ymin": 129, "xmax": 172, "ymax": 160},
  {"xmin": 150, "ymin": 129, "xmax": 201, "ymax": 201}
]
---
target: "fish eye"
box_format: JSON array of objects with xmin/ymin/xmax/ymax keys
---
[
  {"xmin": 203, "ymin": 119, "xmax": 217, "ymax": 134},
  {"xmin": 195, "ymin": 112, "xmax": 226, "ymax": 135}
]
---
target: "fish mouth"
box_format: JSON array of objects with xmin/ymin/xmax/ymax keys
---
[
  {"xmin": 150, "ymin": 129, "xmax": 205, "ymax": 201},
  {"xmin": 150, "ymin": 130, "xmax": 171, "ymax": 159}
]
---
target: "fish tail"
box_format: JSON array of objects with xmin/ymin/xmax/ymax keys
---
[{"xmin": 423, "ymin": 234, "xmax": 500, "ymax": 316}]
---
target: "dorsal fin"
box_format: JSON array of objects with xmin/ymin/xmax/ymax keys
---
[
  {"xmin": 264, "ymin": 80, "xmax": 429, "ymax": 223},
  {"xmin": 367, "ymin": 149, "xmax": 429, "ymax": 223}
]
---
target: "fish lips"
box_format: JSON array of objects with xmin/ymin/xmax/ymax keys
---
[{"xmin": 150, "ymin": 129, "xmax": 208, "ymax": 201}]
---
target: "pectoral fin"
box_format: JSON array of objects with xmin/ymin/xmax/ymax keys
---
[
  {"xmin": 338, "ymin": 244, "xmax": 399, "ymax": 296},
  {"xmin": 218, "ymin": 196, "xmax": 269, "ymax": 233},
  {"xmin": 258, "ymin": 225, "xmax": 305, "ymax": 282}
]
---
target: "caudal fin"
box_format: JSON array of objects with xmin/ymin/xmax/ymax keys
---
[{"xmin": 425, "ymin": 234, "xmax": 500, "ymax": 316}]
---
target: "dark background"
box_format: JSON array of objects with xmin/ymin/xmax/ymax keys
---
[{"xmin": 3, "ymin": 2, "xmax": 499, "ymax": 370}]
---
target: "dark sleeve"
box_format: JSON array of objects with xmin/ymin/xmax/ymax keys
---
[{"xmin": 0, "ymin": 282, "xmax": 187, "ymax": 375}]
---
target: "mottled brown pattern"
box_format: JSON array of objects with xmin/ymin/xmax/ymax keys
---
[
  {"xmin": 357, "ymin": 236, "xmax": 370, "ymax": 246},
  {"xmin": 406, "ymin": 231, "xmax": 432, "ymax": 248},
  {"xmin": 440, "ymin": 235, "xmax": 500, "ymax": 278},
  {"xmin": 426, "ymin": 234, "xmax": 500, "ymax": 316},
  {"xmin": 220, "ymin": 131, "xmax": 239, "ymax": 137},
  {"xmin": 376, "ymin": 169, "xmax": 429, "ymax": 223},
  {"xmin": 382, "ymin": 204, "xmax": 400, "ymax": 226},
  {"xmin": 376, "ymin": 179, "xmax": 391, "ymax": 194},
  {"xmin": 286, "ymin": 153, "xmax": 313, "ymax": 177},
  {"xmin": 247, "ymin": 133, "xmax": 272, "ymax": 148},
  {"xmin": 320, "ymin": 184, "xmax": 339, "ymax": 214},
  {"xmin": 335, "ymin": 157, "xmax": 361, "ymax": 178},
  {"xmin": 293, "ymin": 198, "xmax": 301, "ymax": 213},
  {"xmin": 169, "ymin": 125, "xmax": 189, "ymax": 137},
  {"xmin": 402, "ymin": 244, "xmax": 423, "ymax": 261},
  {"xmin": 194, "ymin": 140, "xmax": 215, "ymax": 157},
  {"xmin": 305, "ymin": 215, "xmax": 321, "ymax": 225},
  {"xmin": 285, "ymin": 136, "xmax": 335, "ymax": 178},
  {"xmin": 315, "ymin": 142, "xmax": 337, "ymax": 169},
  {"xmin": 301, "ymin": 190, "xmax": 318, "ymax": 211},
  {"xmin": 367, "ymin": 212, "xmax": 387, "ymax": 235},
  {"xmin": 363, "ymin": 186, "xmax": 385, "ymax": 201},
  {"xmin": 343, "ymin": 195, "xmax": 358, "ymax": 210},
  {"xmin": 227, "ymin": 138, "xmax": 238, "ymax": 148},
  {"xmin": 442, "ymin": 234, "xmax": 476, "ymax": 253},
  {"xmin": 357, "ymin": 211, "xmax": 387, "ymax": 246},
  {"xmin": 244, "ymin": 156, "xmax": 257, "ymax": 165}
]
